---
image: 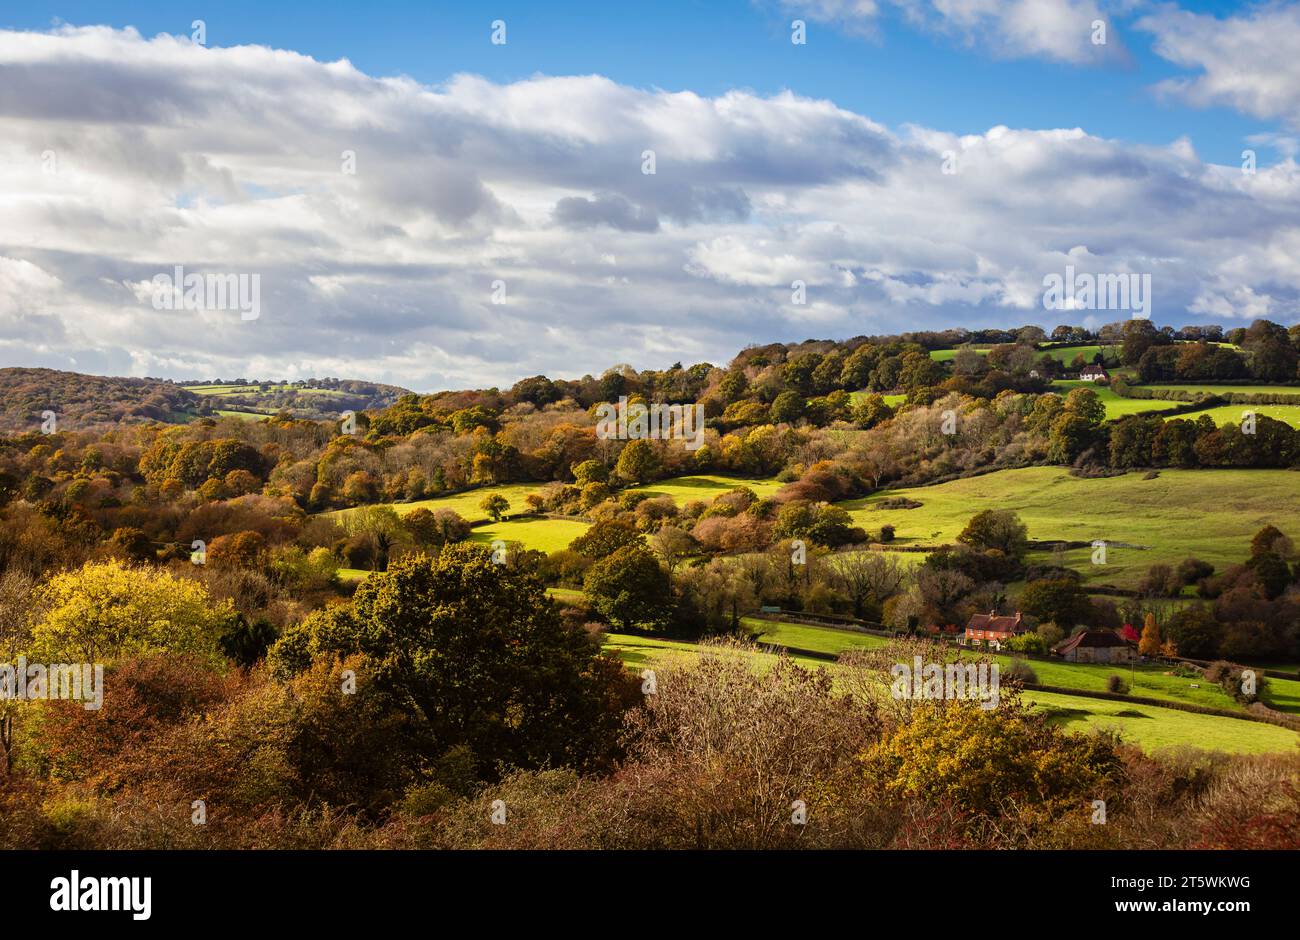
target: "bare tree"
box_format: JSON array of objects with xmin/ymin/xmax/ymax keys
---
[
  {"xmin": 826, "ymin": 551, "xmax": 908, "ymax": 619},
  {"xmin": 648, "ymin": 525, "xmax": 697, "ymax": 587}
]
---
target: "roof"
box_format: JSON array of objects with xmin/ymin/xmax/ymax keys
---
[
  {"xmin": 1054, "ymin": 629, "xmax": 1132, "ymax": 654},
  {"xmin": 1080, "ymin": 364, "xmax": 1109, "ymax": 375},
  {"xmin": 964, "ymin": 612, "xmax": 1023, "ymax": 634}
]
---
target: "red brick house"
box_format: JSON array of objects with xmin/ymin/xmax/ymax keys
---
[{"xmin": 961, "ymin": 611, "xmax": 1026, "ymax": 650}]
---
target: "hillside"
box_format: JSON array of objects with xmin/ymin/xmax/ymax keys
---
[
  {"xmin": 0, "ymin": 367, "xmax": 202, "ymax": 433},
  {"xmin": 180, "ymin": 378, "xmax": 412, "ymax": 421},
  {"xmin": 843, "ymin": 467, "xmax": 1300, "ymax": 589},
  {"xmin": 0, "ymin": 369, "xmax": 414, "ymax": 432}
]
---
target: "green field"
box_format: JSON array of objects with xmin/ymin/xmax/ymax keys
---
[
  {"xmin": 839, "ymin": 467, "xmax": 1300, "ymax": 589},
  {"xmin": 1038, "ymin": 344, "xmax": 1120, "ymax": 366},
  {"xmin": 1052, "ymin": 379, "xmax": 1173, "ymax": 419},
  {"xmin": 187, "ymin": 384, "xmax": 260, "ymax": 395},
  {"xmin": 215, "ymin": 409, "xmax": 269, "ymax": 420},
  {"xmin": 546, "ymin": 587, "xmax": 586, "ymax": 604},
  {"xmin": 183, "ymin": 382, "xmax": 306, "ymax": 397},
  {"xmin": 1141, "ymin": 383, "xmax": 1300, "ymax": 398},
  {"xmin": 337, "ymin": 476, "xmax": 786, "ymax": 525},
  {"xmin": 745, "ymin": 617, "xmax": 1300, "ymax": 714},
  {"xmin": 928, "ymin": 344, "xmax": 1119, "ymax": 366},
  {"xmin": 469, "ymin": 517, "xmax": 590, "ymax": 554},
  {"xmin": 1173, "ymin": 403, "xmax": 1300, "ymax": 429},
  {"xmin": 603, "ymin": 631, "xmax": 830, "ymax": 671},
  {"xmin": 625, "ymin": 474, "xmax": 784, "ymax": 506},
  {"xmin": 332, "ymin": 483, "xmax": 552, "ymax": 523},
  {"xmin": 741, "ymin": 616, "xmax": 887, "ymax": 655},
  {"xmin": 605, "ymin": 625, "xmax": 1299, "ymax": 754},
  {"xmin": 1025, "ymin": 690, "xmax": 1298, "ymax": 754},
  {"xmin": 928, "ymin": 346, "xmax": 989, "ymax": 362}
]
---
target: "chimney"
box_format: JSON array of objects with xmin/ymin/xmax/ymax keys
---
[{"xmin": 1014, "ymin": 612, "xmax": 1022, "ymax": 625}]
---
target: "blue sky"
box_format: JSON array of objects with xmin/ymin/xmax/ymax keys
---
[
  {"xmin": 4, "ymin": 0, "xmax": 1280, "ymax": 162},
  {"xmin": 1, "ymin": 2, "xmax": 1298, "ymax": 388}
]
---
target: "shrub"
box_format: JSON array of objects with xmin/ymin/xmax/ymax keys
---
[{"xmin": 1003, "ymin": 659, "xmax": 1039, "ymax": 685}]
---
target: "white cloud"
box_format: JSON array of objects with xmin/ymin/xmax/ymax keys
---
[
  {"xmin": 780, "ymin": 0, "xmax": 1120, "ymax": 64},
  {"xmin": 1140, "ymin": 4, "xmax": 1300, "ymax": 128},
  {"xmin": 0, "ymin": 25, "xmax": 1297, "ymax": 390}
]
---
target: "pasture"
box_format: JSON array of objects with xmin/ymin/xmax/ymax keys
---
[
  {"xmin": 602, "ymin": 624, "xmax": 1300, "ymax": 755},
  {"xmin": 837, "ymin": 467, "xmax": 1300, "ymax": 588},
  {"xmin": 625, "ymin": 474, "xmax": 784, "ymax": 505}
]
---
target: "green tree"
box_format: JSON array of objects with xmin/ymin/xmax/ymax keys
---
[
  {"xmin": 769, "ymin": 390, "xmax": 807, "ymax": 425},
  {"xmin": 404, "ymin": 508, "xmax": 471, "ymax": 548},
  {"xmin": 344, "ymin": 505, "xmax": 406, "ymax": 571},
  {"xmin": 1048, "ymin": 413, "xmax": 1093, "ymax": 464},
  {"xmin": 614, "ymin": 439, "xmax": 660, "ymax": 484},
  {"xmin": 269, "ymin": 545, "xmax": 629, "ymax": 773},
  {"xmin": 717, "ymin": 370, "xmax": 749, "ymax": 404},
  {"xmin": 583, "ymin": 544, "xmax": 671, "ymax": 631},
  {"xmin": 570, "ymin": 519, "xmax": 644, "ymax": 559},
  {"xmin": 851, "ymin": 393, "xmax": 894, "ymax": 429},
  {"xmin": 480, "ymin": 493, "xmax": 510, "ymax": 522},
  {"xmin": 1163, "ymin": 605, "xmax": 1223, "ymax": 660},
  {"xmin": 1064, "ymin": 387, "xmax": 1105, "ymax": 426},
  {"xmin": 1019, "ymin": 578, "xmax": 1091, "ymax": 627},
  {"xmin": 957, "ymin": 509, "xmax": 1029, "ymax": 560},
  {"xmin": 570, "ymin": 459, "xmax": 609, "ymax": 486}
]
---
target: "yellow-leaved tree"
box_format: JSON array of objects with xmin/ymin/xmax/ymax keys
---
[
  {"xmin": 1138, "ymin": 613, "xmax": 1161, "ymax": 657},
  {"xmin": 29, "ymin": 560, "xmax": 233, "ymax": 664}
]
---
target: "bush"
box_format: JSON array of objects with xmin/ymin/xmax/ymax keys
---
[
  {"xmin": 1007, "ymin": 632, "xmax": 1047, "ymax": 654},
  {"xmin": 1106, "ymin": 674, "xmax": 1130, "ymax": 695},
  {"xmin": 1003, "ymin": 659, "xmax": 1039, "ymax": 685}
]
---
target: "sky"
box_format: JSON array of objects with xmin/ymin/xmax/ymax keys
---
[{"xmin": 1, "ymin": 0, "xmax": 1299, "ymax": 390}]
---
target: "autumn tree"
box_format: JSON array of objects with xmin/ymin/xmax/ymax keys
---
[
  {"xmin": 957, "ymin": 509, "xmax": 1029, "ymax": 560},
  {"xmin": 29, "ymin": 560, "xmax": 233, "ymax": 663},
  {"xmin": 571, "ymin": 519, "xmax": 644, "ymax": 559},
  {"xmin": 827, "ymin": 551, "xmax": 907, "ymax": 620},
  {"xmin": 343, "ymin": 505, "xmax": 405, "ymax": 571},
  {"xmin": 1138, "ymin": 612, "xmax": 1161, "ymax": 657},
  {"xmin": 648, "ymin": 525, "xmax": 698, "ymax": 587},
  {"xmin": 614, "ymin": 439, "xmax": 660, "ymax": 485},
  {"xmin": 268, "ymin": 545, "xmax": 629, "ymax": 774},
  {"xmin": 480, "ymin": 493, "xmax": 510, "ymax": 522},
  {"xmin": 404, "ymin": 508, "xmax": 470, "ymax": 548}
]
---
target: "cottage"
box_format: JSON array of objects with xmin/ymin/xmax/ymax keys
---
[
  {"xmin": 1053, "ymin": 629, "xmax": 1137, "ymax": 664},
  {"xmin": 961, "ymin": 610, "xmax": 1026, "ymax": 650},
  {"xmin": 1078, "ymin": 364, "xmax": 1109, "ymax": 382}
]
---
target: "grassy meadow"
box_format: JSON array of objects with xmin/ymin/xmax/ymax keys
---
[
  {"xmin": 625, "ymin": 474, "xmax": 784, "ymax": 505},
  {"xmin": 468, "ymin": 517, "xmax": 590, "ymax": 553},
  {"xmin": 840, "ymin": 467, "xmax": 1300, "ymax": 589},
  {"xmin": 602, "ymin": 622, "xmax": 1300, "ymax": 756},
  {"xmin": 1051, "ymin": 379, "xmax": 1173, "ymax": 418}
]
